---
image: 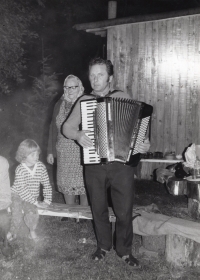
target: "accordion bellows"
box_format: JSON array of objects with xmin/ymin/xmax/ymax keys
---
[{"xmin": 81, "ymin": 97, "xmax": 153, "ymax": 165}]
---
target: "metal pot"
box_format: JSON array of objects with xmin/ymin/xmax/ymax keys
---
[
  {"xmin": 153, "ymin": 152, "xmax": 163, "ymax": 159},
  {"xmin": 166, "ymin": 177, "xmax": 187, "ymax": 196},
  {"xmin": 147, "ymin": 152, "xmax": 153, "ymax": 159}
]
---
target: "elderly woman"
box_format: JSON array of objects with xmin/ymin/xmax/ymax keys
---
[{"xmin": 47, "ymin": 75, "xmax": 88, "ymax": 208}]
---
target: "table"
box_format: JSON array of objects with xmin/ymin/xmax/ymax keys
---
[{"xmin": 140, "ymin": 159, "xmax": 183, "ymax": 163}]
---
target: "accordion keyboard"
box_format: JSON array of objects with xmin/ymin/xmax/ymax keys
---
[
  {"xmin": 81, "ymin": 97, "xmax": 153, "ymax": 165},
  {"xmin": 80, "ymin": 100, "xmax": 100, "ymax": 164}
]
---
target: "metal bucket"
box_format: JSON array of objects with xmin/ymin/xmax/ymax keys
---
[{"xmin": 166, "ymin": 177, "xmax": 187, "ymax": 196}]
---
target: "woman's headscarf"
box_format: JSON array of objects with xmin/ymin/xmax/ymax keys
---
[{"xmin": 63, "ymin": 75, "xmax": 84, "ymax": 103}]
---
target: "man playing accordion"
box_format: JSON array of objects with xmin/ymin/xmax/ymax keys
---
[{"xmin": 63, "ymin": 57, "xmax": 150, "ymax": 267}]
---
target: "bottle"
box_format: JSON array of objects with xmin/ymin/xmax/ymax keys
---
[
  {"xmin": 193, "ymin": 160, "xmax": 200, "ymax": 179},
  {"xmin": 196, "ymin": 160, "xmax": 200, "ymax": 178}
]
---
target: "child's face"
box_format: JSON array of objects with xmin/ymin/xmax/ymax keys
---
[{"xmin": 24, "ymin": 151, "xmax": 39, "ymax": 167}]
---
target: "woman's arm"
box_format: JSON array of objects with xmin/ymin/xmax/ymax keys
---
[
  {"xmin": 62, "ymin": 95, "xmax": 94, "ymax": 148},
  {"xmin": 62, "ymin": 98, "xmax": 81, "ymax": 140},
  {"xmin": 47, "ymin": 99, "xmax": 63, "ymax": 157}
]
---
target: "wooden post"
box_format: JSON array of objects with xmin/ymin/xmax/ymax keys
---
[
  {"xmin": 108, "ymin": 1, "xmax": 117, "ymax": 19},
  {"xmin": 111, "ymin": 221, "xmax": 115, "ymax": 247}
]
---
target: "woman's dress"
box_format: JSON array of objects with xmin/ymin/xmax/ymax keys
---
[{"xmin": 56, "ymin": 100, "xmax": 85, "ymax": 195}]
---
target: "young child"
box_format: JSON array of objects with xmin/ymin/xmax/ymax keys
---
[{"xmin": 10, "ymin": 139, "xmax": 52, "ymax": 240}]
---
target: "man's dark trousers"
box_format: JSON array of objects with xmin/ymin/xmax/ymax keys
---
[{"xmin": 85, "ymin": 162, "xmax": 135, "ymax": 256}]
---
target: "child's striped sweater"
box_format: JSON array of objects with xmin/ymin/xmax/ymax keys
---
[{"xmin": 11, "ymin": 161, "xmax": 52, "ymax": 204}]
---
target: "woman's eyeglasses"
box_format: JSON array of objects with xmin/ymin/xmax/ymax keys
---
[{"xmin": 64, "ymin": 86, "xmax": 79, "ymax": 90}]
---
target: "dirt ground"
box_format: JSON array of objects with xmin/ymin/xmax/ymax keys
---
[{"xmin": 1, "ymin": 179, "xmax": 200, "ymax": 280}]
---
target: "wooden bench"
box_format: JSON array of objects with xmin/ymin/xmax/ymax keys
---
[
  {"xmin": 38, "ymin": 203, "xmax": 200, "ymax": 267},
  {"xmin": 38, "ymin": 203, "xmax": 116, "ymax": 222},
  {"xmin": 38, "ymin": 203, "xmax": 116, "ymax": 236},
  {"xmin": 37, "ymin": 203, "xmax": 143, "ymax": 222}
]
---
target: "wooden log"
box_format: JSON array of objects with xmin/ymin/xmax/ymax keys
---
[
  {"xmin": 165, "ymin": 234, "xmax": 200, "ymax": 267},
  {"xmin": 142, "ymin": 235, "xmax": 166, "ymax": 254}
]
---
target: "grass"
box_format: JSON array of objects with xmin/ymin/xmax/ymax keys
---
[
  {"xmin": 1, "ymin": 180, "xmax": 200, "ymax": 279},
  {"xmin": 1, "ymin": 216, "xmax": 170, "ymax": 280}
]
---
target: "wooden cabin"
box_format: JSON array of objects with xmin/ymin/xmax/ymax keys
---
[{"xmin": 74, "ymin": 8, "xmax": 200, "ymax": 178}]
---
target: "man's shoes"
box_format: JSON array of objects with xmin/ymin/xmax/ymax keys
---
[
  {"xmin": 92, "ymin": 247, "xmax": 108, "ymax": 261},
  {"xmin": 120, "ymin": 254, "xmax": 140, "ymax": 267}
]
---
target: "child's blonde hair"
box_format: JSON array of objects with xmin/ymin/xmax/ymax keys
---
[{"xmin": 15, "ymin": 139, "xmax": 41, "ymax": 163}]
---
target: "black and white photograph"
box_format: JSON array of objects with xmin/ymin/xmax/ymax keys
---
[{"xmin": 1, "ymin": 0, "xmax": 200, "ymax": 279}]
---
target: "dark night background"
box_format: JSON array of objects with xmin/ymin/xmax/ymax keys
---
[
  {"xmin": 34, "ymin": 0, "xmax": 200, "ymax": 89},
  {"xmin": 1, "ymin": 3, "xmax": 200, "ymax": 279},
  {"xmin": 1, "ymin": 0, "xmax": 200, "ymax": 169}
]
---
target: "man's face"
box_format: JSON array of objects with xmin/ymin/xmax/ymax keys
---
[{"xmin": 89, "ymin": 64, "xmax": 112, "ymax": 95}]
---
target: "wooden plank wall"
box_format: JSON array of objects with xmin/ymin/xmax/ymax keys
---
[{"xmin": 107, "ymin": 14, "xmax": 200, "ymax": 157}]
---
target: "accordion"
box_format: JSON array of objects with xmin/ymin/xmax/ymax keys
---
[{"xmin": 80, "ymin": 97, "xmax": 153, "ymax": 165}]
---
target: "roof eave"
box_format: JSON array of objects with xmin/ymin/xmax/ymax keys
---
[{"xmin": 73, "ymin": 7, "xmax": 200, "ymax": 37}]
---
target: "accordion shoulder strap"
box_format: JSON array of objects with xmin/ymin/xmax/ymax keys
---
[
  {"xmin": 87, "ymin": 90, "xmax": 123, "ymax": 98},
  {"xmin": 86, "ymin": 90, "xmax": 123, "ymax": 99},
  {"xmin": 105, "ymin": 90, "xmax": 123, "ymax": 97}
]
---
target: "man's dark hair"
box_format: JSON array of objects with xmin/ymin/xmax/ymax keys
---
[{"xmin": 89, "ymin": 57, "xmax": 114, "ymax": 76}]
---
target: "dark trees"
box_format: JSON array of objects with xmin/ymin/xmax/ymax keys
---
[{"xmin": 0, "ymin": 0, "xmax": 44, "ymax": 94}]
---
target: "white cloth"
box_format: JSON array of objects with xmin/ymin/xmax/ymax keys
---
[
  {"xmin": 0, "ymin": 156, "xmax": 11, "ymax": 210},
  {"xmin": 156, "ymin": 167, "xmax": 174, "ymax": 183},
  {"xmin": 184, "ymin": 143, "xmax": 196, "ymax": 168},
  {"xmin": 133, "ymin": 210, "xmax": 200, "ymax": 243}
]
